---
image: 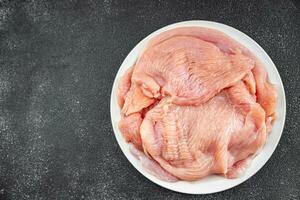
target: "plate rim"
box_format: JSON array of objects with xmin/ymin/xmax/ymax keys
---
[{"xmin": 110, "ymin": 20, "xmax": 286, "ymax": 194}]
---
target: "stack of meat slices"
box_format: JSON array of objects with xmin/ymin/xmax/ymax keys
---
[{"xmin": 117, "ymin": 27, "xmax": 277, "ymax": 181}]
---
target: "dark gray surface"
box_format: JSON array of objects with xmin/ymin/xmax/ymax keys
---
[{"xmin": 0, "ymin": 0, "xmax": 299, "ymax": 199}]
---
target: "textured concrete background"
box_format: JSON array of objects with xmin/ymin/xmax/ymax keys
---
[{"xmin": 0, "ymin": 0, "xmax": 299, "ymax": 199}]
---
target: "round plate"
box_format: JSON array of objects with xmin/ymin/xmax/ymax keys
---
[{"xmin": 110, "ymin": 21, "xmax": 286, "ymax": 194}]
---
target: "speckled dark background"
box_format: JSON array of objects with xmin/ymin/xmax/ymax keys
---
[{"xmin": 0, "ymin": 0, "xmax": 299, "ymax": 199}]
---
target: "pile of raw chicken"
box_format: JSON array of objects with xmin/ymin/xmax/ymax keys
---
[{"xmin": 117, "ymin": 27, "xmax": 277, "ymax": 181}]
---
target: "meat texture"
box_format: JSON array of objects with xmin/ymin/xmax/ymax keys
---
[{"xmin": 117, "ymin": 27, "xmax": 277, "ymax": 181}]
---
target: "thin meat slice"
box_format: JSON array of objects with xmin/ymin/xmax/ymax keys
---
[
  {"xmin": 132, "ymin": 36, "xmax": 254, "ymax": 106},
  {"xmin": 122, "ymin": 83, "xmax": 155, "ymax": 116},
  {"xmin": 119, "ymin": 113, "xmax": 143, "ymax": 150},
  {"xmin": 117, "ymin": 67, "xmax": 155, "ymax": 116},
  {"xmin": 117, "ymin": 67, "xmax": 134, "ymax": 108},
  {"xmin": 252, "ymin": 63, "xmax": 277, "ymax": 119},
  {"xmin": 227, "ymin": 82, "xmax": 267, "ymax": 176},
  {"xmin": 139, "ymin": 82, "xmax": 266, "ymax": 180},
  {"xmin": 140, "ymin": 95, "xmax": 238, "ymax": 180},
  {"xmin": 147, "ymin": 27, "xmax": 251, "ymax": 55}
]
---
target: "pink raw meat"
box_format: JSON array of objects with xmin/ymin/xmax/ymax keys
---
[{"xmin": 116, "ymin": 27, "xmax": 277, "ymax": 181}]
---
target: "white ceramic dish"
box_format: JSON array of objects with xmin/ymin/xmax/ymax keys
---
[{"xmin": 110, "ymin": 21, "xmax": 286, "ymax": 194}]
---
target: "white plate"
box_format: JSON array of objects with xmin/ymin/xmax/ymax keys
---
[{"xmin": 110, "ymin": 21, "xmax": 286, "ymax": 194}]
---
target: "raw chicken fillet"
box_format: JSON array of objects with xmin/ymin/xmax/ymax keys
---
[{"xmin": 117, "ymin": 27, "xmax": 277, "ymax": 181}]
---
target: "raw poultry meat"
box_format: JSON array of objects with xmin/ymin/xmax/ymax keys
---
[{"xmin": 117, "ymin": 27, "xmax": 277, "ymax": 181}]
